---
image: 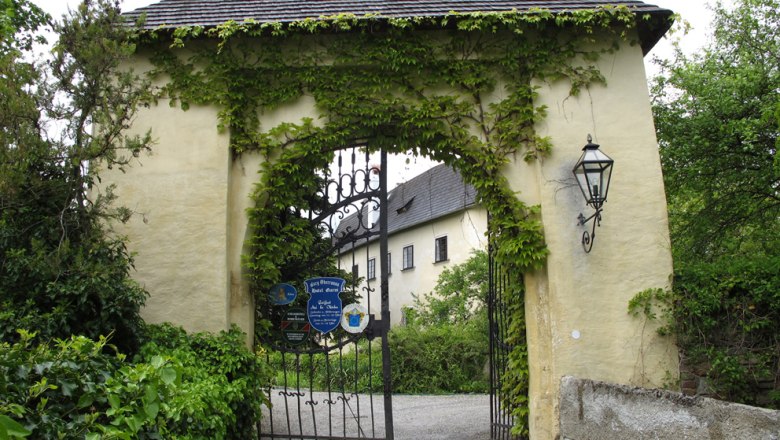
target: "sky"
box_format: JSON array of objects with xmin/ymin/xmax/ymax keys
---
[{"xmin": 29, "ymin": 0, "xmax": 731, "ymax": 186}]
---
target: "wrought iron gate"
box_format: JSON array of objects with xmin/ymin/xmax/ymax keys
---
[
  {"xmin": 259, "ymin": 145, "xmax": 393, "ymax": 440},
  {"xmin": 488, "ymin": 242, "xmax": 522, "ymax": 440}
]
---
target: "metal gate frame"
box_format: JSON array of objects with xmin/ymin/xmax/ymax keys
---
[
  {"xmin": 258, "ymin": 146, "xmax": 393, "ymax": 440},
  {"xmin": 488, "ymin": 239, "xmax": 523, "ymax": 440}
]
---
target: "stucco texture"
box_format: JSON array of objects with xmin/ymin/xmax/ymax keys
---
[
  {"xmin": 99, "ymin": 100, "xmax": 232, "ymax": 333},
  {"xmin": 512, "ymin": 35, "xmax": 678, "ymax": 438}
]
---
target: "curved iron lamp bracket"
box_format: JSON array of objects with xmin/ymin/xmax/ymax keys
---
[{"xmin": 577, "ymin": 208, "xmax": 602, "ymax": 253}]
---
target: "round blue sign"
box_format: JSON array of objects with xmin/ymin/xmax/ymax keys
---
[{"xmin": 269, "ymin": 283, "xmax": 297, "ymax": 306}]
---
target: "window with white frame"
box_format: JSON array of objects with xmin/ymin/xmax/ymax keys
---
[
  {"xmin": 352, "ymin": 264, "xmax": 359, "ymax": 280},
  {"xmin": 367, "ymin": 258, "xmax": 376, "ymax": 280},
  {"xmin": 402, "ymin": 245, "xmax": 414, "ymax": 270},
  {"xmin": 386, "ymin": 252, "xmax": 392, "ymax": 275},
  {"xmin": 435, "ymin": 236, "xmax": 448, "ymax": 263}
]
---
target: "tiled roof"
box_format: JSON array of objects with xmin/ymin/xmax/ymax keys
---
[
  {"xmin": 126, "ymin": 1, "xmax": 673, "ymax": 53},
  {"xmin": 334, "ymin": 164, "xmax": 478, "ymax": 249}
]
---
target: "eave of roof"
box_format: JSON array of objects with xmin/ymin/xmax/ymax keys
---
[
  {"xmin": 333, "ymin": 164, "xmax": 478, "ymax": 252},
  {"xmin": 125, "ymin": 1, "xmax": 674, "ymax": 54}
]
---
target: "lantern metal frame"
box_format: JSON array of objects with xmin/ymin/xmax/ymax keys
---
[{"xmin": 572, "ymin": 135, "xmax": 614, "ymax": 253}]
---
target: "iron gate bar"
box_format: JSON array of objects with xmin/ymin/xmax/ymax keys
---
[
  {"xmin": 263, "ymin": 435, "xmax": 384, "ymax": 440},
  {"xmin": 378, "ymin": 148, "xmax": 394, "ymax": 440}
]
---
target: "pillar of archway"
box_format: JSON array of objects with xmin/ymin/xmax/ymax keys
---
[{"xmin": 505, "ymin": 38, "xmax": 678, "ymax": 438}]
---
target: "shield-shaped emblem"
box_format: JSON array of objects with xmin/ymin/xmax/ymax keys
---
[{"xmin": 305, "ymin": 277, "xmax": 345, "ymax": 334}]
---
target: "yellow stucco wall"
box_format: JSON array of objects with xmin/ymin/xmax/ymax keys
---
[
  {"xmin": 107, "ymin": 29, "xmax": 675, "ymax": 439},
  {"xmin": 98, "ymin": 98, "xmax": 232, "ymax": 333},
  {"xmin": 513, "ymin": 39, "xmax": 678, "ymax": 438}
]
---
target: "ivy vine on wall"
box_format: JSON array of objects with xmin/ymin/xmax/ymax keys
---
[{"xmin": 142, "ymin": 7, "xmax": 638, "ymax": 435}]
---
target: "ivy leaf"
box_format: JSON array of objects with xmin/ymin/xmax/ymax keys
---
[
  {"xmin": 0, "ymin": 415, "xmax": 31, "ymax": 438},
  {"xmin": 77, "ymin": 394, "xmax": 94, "ymax": 409},
  {"xmin": 160, "ymin": 367, "xmax": 177, "ymax": 385},
  {"xmin": 144, "ymin": 402, "xmax": 160, "ymax": 419}
]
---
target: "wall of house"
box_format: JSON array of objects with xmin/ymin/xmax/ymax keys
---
[
  {"xmin": 339, "ymin": 207, "xmax": 488, "ymax": 326},
  {"xmin": 510, "ymin": 34, "xmax": 679, "ymax": 438}
]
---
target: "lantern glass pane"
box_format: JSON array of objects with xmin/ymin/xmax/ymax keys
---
[
  {"xmin": 573, "ymin": 163, "xmax": 590, "ymax": 201},
  {"xmin": 573, "ymin": 145, "xmax": 614, "ymax": 209}
]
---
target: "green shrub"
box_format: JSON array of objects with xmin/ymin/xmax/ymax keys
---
[
  {"xmin": 268, "ymin": 340, "xmax": 383, "ymax": 394},
  {"xmin": 0, "ymin": 331, "xmax": 122, "ymax": 438},
  {"xmin": 0, "ymin": 325, "xmax": 270, "ymax": 439},
  {"xmin": 0, "ymin": 233, "xmax": 149, "ymax": 354},
  {"xmin": 630, "ymin": 256, "xmax": 780, "ymax": 407},
  {"xmin": 268, "ymin": 318, "xmax": 488, "ymax": 395},
  {"xmin": 389, "ymin": 319, "xmax": 488, "ymax": 394},
  {"xmin": 137, "ymin": 324, "xmax": 270, "ymax": 439}
]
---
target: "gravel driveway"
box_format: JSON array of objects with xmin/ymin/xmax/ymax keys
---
[{"xmin": 260, "ymin": 391, "xmax": 491, "ymax": 439}]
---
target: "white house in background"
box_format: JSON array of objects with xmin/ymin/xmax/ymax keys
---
[{"xmin": 336, "ymin": 164, "xmax": 487, "ymax": 326}]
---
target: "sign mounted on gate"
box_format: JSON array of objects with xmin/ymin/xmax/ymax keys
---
[
  {"xmin": 269, "ymin": 283, "xmax": 297, "ymax": 305},
  {"xmin": 341, "ymin": 303, "xmax": 369, "ymax": 334},
  {"xmin": 305, "ymin": 277, "xmax": 345, "ymax": 334},
  {"xmin": 281, "ymin": 308, "xmax": 310, "ymax": 345}
]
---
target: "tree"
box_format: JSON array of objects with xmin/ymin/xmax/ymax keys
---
[
  {"xmin": 406, "ymin": 249, "xmax": 488, "ymax": 326},
  {"xmin": 652, "ymin": 0, "xmax": 780, "ymax": 261},
  {"xmin": 647, "ymin": 0, "xmax": 780, "ymax": 407},
  {"xmin": 0, "ymin": 0, "xmax": 153, "ymax": 352}
]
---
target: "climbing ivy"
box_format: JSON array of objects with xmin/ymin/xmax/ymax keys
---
[{"xmin": 143, "ymin": 7, "xmax": 640, "ymax": 435}]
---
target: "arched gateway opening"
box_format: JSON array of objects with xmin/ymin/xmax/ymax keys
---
[
  {"xmin": 116, "ymin": 2, "xmax": 676, "ymax": 439},
  {"xmin": 256, "ymin": 145, "xmax": 519, "ymax": 439}
]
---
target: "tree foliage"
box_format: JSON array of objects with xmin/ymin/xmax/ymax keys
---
[
  {"xmin": 652, "ymin": 0, "xmax": 780, "ymax": 260},
  {"xmin": 630, "ymin": 257, "xmax": 780, "ymax": 407},
  {"xmin": 0, "ymin": 0, "xmax": 152, "ymax": 352},
  {"xmin": 406, "ymin": 249, "xmax": 489, "ymax": 326},
  {"xmin": 0, "ymin": 4, "xmax": 275, "ymax": 436},
  {"xmin": 647, "ymin": 0, "xmax": 780, "ymax": 407}
]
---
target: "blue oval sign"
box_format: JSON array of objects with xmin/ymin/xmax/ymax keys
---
[{"xmin": 269, "ymin": 283, "xmax": 297, "ymax": 306}]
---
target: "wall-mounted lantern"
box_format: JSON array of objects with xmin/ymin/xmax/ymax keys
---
[{"xmin": 572, "ymin": 135, "xmax": 614, "ymax": 253}]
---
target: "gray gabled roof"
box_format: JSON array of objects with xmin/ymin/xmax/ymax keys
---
[
  {"xmin": 334, "ymin": 164, "xmax": 477, "ymax": 248},
  {"xmin": 126, "ymin": 1, "xmax": 673, "ymax": 53}
]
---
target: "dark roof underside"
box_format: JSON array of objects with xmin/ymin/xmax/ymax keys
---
[{"xmin": 126, "ymin": 1, "xmax": 673, "ymax": 54}]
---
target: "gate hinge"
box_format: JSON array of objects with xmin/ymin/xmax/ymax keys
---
[{"xmin": 364, "ymin": 314, "xmax": 387, "ymax": 340}]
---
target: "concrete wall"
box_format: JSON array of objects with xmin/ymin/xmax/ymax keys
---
[
  {"xmin": 559, "ymin": 376, "xmax": 780, "ymax": 440},
  {"xmin": 340, "ymin": 207, "xmax": 488, "ymax": 326}
]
